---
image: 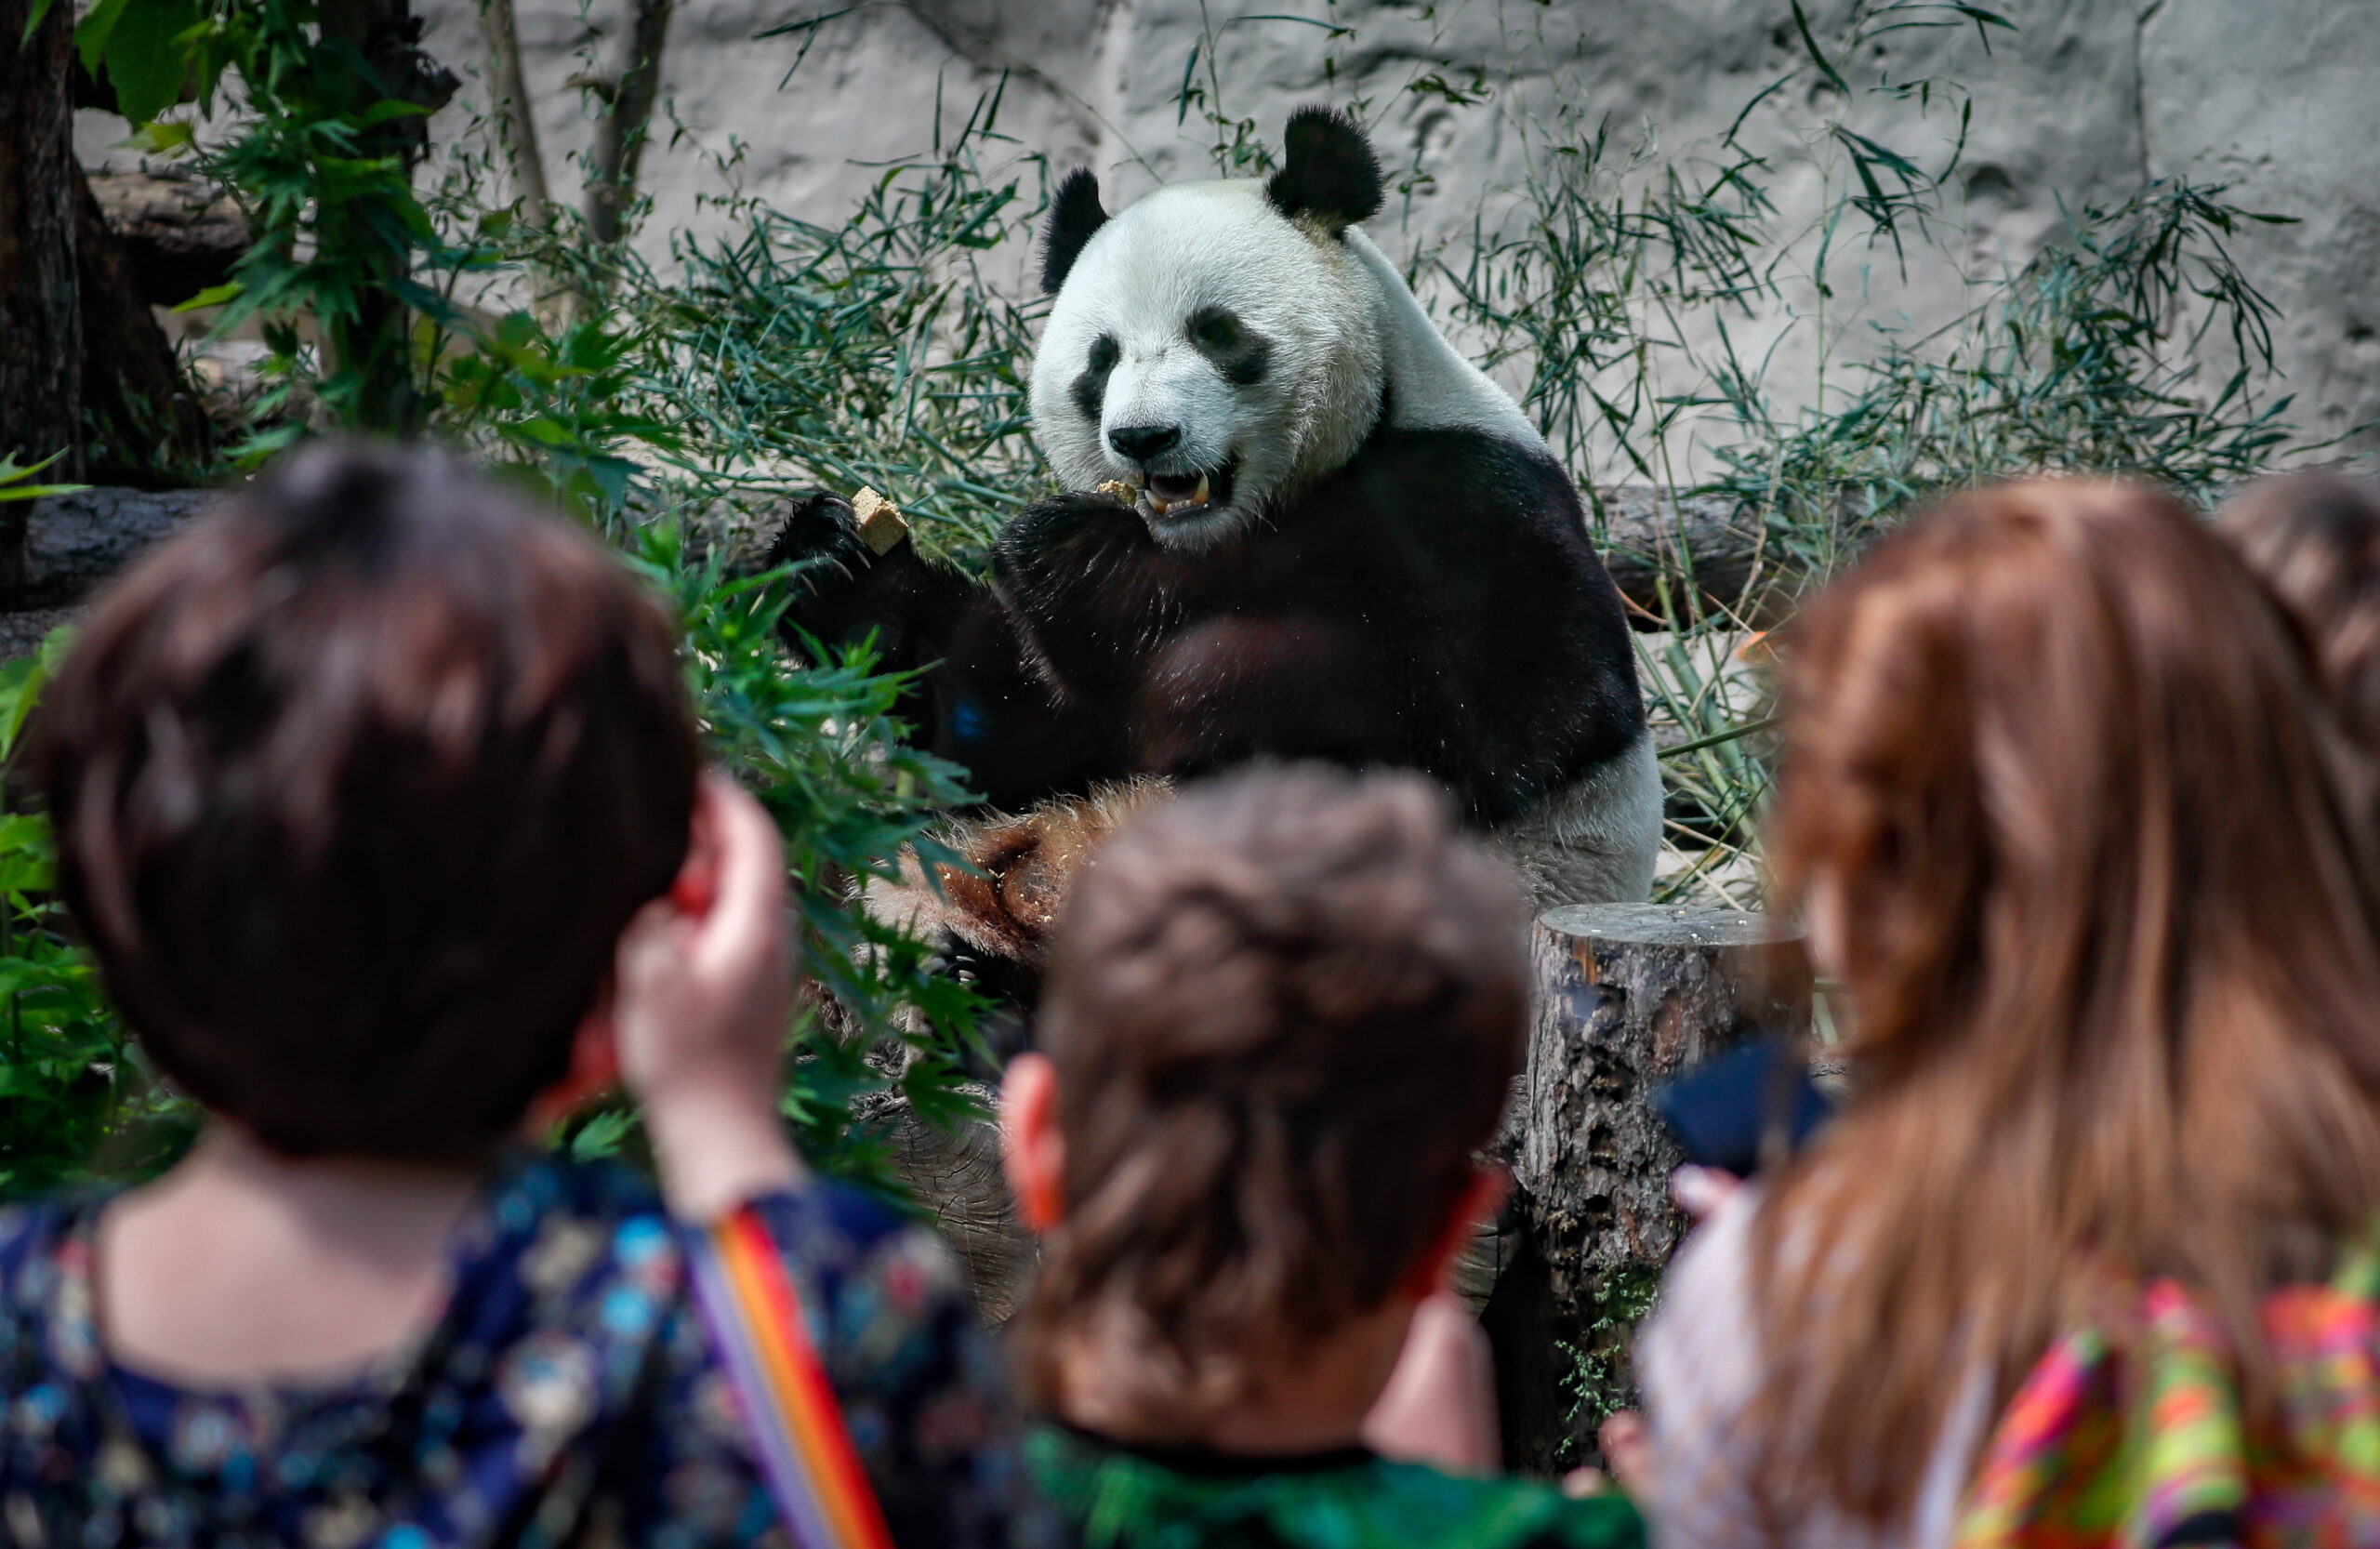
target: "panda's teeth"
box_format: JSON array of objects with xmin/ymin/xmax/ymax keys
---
[{"xmin": 1191, "ymin": 472, "xmax": 1211, "ymax": 507}]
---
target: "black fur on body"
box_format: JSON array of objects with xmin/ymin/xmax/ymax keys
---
[{"xmin": 767, "ymin": 422, "xmax": 1644, "ymax": 827}]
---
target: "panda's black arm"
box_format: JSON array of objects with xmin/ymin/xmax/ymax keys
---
[
  {"xmin": 990, "ymin": 490, "xmax": 1191, "ymax": 707},
  {"xmin": 765, "ymin": 492, "xmax": 990, "ymax": 681},
  {"xmin": 1126, "ymin": 612, "xmax": 1423, "ymax": 782},
  {"xmin": 765, "ymin": 491, "xmax": 1130, "ymax": 809}
]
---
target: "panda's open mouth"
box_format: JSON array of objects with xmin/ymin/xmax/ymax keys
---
[{"xmin": 1138, "ymin": 458, "xmax": 1237, "ymax": 521}]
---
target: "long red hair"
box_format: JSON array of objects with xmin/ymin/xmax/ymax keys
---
[{"xmin": 1751, "ymin": 479, "xmax": 2380, "ymax": 1525}]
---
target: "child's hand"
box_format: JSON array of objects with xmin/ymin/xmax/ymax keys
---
[{"xmin": 615, "ymin": 773, "xmax": 803, "ymax": 1219}]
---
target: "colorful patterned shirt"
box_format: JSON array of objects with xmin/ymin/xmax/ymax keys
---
[
  {"xmin": 0, "ymin": 1154, "xmax": 1029, "ymax": 1549},
  {"xmin": 1025, "ymin": 1422, "xmax": 1645, "ymax": 1549},
  {"xmin": 1956, "ymin": 1238, "xmax": 2380, "ymax": 1549}
]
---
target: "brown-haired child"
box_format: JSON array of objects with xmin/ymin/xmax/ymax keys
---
[
  {"xmin": 1001, "ymin": 762, "xmax": 1643, "ymax": 1549},
  {"xmin": 1636, "ymin": 479, "xmax": 2380, "ymax": 1545},
  {"xmin": 0, "ymin": 442, "xmax": 1024, "ymax": 1546},
  {"xmin": 2220, "ymin": 471, "xmax": 2380, "ymax": 752}
]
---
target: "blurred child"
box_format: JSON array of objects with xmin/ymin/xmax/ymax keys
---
[
  {"xmin": 1635, "ymin": 479, "xmax": 2380, "ymax": 1547},
  {"xmin": 0, "ymin": 443, "xmax": 1021, "ymax": 1547},
  {"xmin": 2221, "ymin": 471, "xmax": 2380, "ymax": 748},
  {"xmin": 2220, "ymin": 473, "xmax": 2380, "ymax": 946},
  {"xmin": 1000, "ymin": 763, "xmax": 1644, "ymax": 1549}
]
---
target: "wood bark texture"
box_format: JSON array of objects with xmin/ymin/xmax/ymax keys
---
[
  {"xmin": 586, "ymin": 0, "xmax": 674, "ymax": 245},
  {"xmin": 1589, "ymin": 485, "xmax": 1839, "ymax": 630},
  {"xmin": 0, "ymin": 0, "xmax": 84, "ymax": 594},
  {"xmin": 87, "ymin": 167, "xmax": 249, "ymax": 305},
  {"xmin": 1487, "ymin": 902, "xmax": 1808, "ymax": 1474},
  {"xmin": 477, "ymin": 0, "xmax": 552, "ymax": 221},
  {"xmin": 885, "ymin": 1094, "xmax": 1036, "ymax": 1322},
  {"xmin": 75, "ymin": 170, "xmax": 213, "ymax": 482}
]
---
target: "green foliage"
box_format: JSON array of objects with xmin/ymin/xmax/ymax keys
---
[
  {"xmin": 0, "ymin": 630, "xmax": 198, "ymax": 1198},
  {"xmin": 1559, "ymin": 1264, "xmax": 1667, "ymax": 1449},
  {"xmin": 76, "ymin": 0, "xmax": 454, "ymax": 438},
  {"xmin": 627, "ymin": 529, "xmax": 994, "ymax": 1188},
  {"xmin": 1711, "ymin": 179, "xmax": 2305, "ymax": 569},
  {"xmin": 438, "ymin": 309, "xmax": 681, "ymax": 523},
  {"xmin": 477, "ymin": 87, "xmax": 1055, "ymax": 560},
  {"xmin": 0, "ymin": 453, "xmax": 87, "ymax": 505}
]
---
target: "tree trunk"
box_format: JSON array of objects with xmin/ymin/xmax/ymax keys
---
[
  {"xmin": 75, "ymin": 168, "xmax": 213, "ymax": 483},
  {"xmin": 585, "ymin": 0, "xmax": 674, "ymax": 245},
  {"xmin": 478, "ymin": 0, "xmax": 551, "ymax": 222},
  {"xmin": 1486, "ymin": 902, "xmax": 1808, "ymax": 1474},
  {"xmin": 0, "ymin": 0, "xmax": 83, "ymax": 594}
]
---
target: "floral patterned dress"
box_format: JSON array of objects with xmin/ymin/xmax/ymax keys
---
[{"xmin": 0, "ymin": 1155, "xmax": 1038, "ymax": 1549}]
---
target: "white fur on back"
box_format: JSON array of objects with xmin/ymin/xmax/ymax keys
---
[{"xmin": 1341, "ymin": 230, "xmax": 1544, "ymax": 447}]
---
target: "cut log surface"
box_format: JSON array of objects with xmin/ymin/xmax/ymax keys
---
[{"xmin": 1487, "ymin": 902, "xmax": 1808, "ymax": 1474}]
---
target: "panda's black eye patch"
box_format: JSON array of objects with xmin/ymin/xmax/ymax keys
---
[
  {"xmin": 1073, "ymin": 332, "xmax": 1120, "ymax": 421},
  {"xmin": 1185, "ymin": 305, "xmax": 1271, "ymax": 386}
]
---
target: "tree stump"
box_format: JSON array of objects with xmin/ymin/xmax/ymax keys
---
[{"xmin": 1485, "ymin": 902, "xmax": 1807, "ymax": 1474}]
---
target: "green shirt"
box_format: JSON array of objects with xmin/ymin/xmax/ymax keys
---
[{"xmin": 1027, "ymin": 1423, "xmax": 1646, "ymax": 1549}]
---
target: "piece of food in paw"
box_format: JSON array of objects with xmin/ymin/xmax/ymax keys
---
[
  {"xmin": 1095, "ymin": 480, "xmax": 1136, "ymax": 504},
  {"xmin": 852, "ymin": 485, "xmax": 911, "ymax": 556}
]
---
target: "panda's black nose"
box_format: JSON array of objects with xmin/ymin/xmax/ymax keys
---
[{"xmin": 1107, "ymin": 424, "xmax": 1183, "ymax": 463}]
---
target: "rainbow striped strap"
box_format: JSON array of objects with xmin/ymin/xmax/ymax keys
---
[{"xmin": 685, "ymin": 1202, "xmax": 899, "ymax": 1549}]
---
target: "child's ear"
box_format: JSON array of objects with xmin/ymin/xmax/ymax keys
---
[
  {"xmin": 1402, "ymin": 1166, "xmax": 1509, "ymax": 1300},
  {"xmin": 1001, "ymin": 1052, "xmax": 1067, "ymax": 1233},
  {"xmin": 527, "ymin": 998, "xmax": 622, "ymax": 1134}
]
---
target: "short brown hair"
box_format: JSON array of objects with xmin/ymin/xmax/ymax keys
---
[
  {"xmin": 33, "ymin": 442, "xmax": 699, "ymax": 1162},
  {"xmin": 2219, "ymin": 472, "xmax": 2380, "ymax": 748},
  {"xmin": 1021, "ymin": 764, "xmax": 1529, "ymax": 1430}
]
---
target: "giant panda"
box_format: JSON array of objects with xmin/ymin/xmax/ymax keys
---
[{"xmin": 771, "ymin": 106, "xmax": 1660, "ymax": 990}]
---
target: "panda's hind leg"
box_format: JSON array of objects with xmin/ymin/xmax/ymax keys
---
[
  {"xmin": 1489, "ymin": 733, "xmax": 1663, "ymax": 910},
  {"xmin": 859, "ymin": 776, "xmax": 1175, "ymax": 1032}
]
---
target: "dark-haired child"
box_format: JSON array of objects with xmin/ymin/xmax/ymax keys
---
[
  {"xmin": 1000, "ymin": 764, "xmax": 1644, "ymax": 1549},
  {"xmin": 0, "ymin": 444, "xmax": 1025, "ymax": 1547},
  {"xmin": 2221, "ymin": 472, "xmax": 2380, "ymax": 752}
]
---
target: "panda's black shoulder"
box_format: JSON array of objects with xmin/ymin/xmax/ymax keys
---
[
  {"xmin": 1287, "ymin": 425, "xmax": 1626, "ymax": 621},
  {"xmin": 1302, "ymin": 426, "xmax": 1585, "ymax": 538}
]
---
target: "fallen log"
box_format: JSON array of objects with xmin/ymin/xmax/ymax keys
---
[
  {"xmin": 86, "ymin": 167, "xmax": 250, "ymax": 310},
  {"xmin": 19, "ymin": 485, "xmax": 215, "ymax": 609},
  {"xmin": 1591, "ymin": 486, "xmax": 1778, "ymax": 628}
]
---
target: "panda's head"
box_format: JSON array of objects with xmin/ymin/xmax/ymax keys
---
[{"xmin": 1029, "ymin": 108, "xmax": 1389, "ymax": 550}]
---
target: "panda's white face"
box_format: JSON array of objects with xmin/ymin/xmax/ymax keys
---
[{"xmin": 1029, "ymin": 181, "xmax": 1384, "ymax": 550}]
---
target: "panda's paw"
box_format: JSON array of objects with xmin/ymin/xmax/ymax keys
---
[
  {"xmin": 762, "ymin": 490, "xmax": 871, "ymax": 595},
  {"xmin": 996, "ymin": 489, "xmax": 1156, "ymax": 585}
]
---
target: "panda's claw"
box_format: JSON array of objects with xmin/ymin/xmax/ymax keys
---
[{"xmin": 761, "ymin": 490, "xmax": 869, "ymax": 588}]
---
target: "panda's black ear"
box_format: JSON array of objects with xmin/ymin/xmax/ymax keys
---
[
  {"xmin": 1040, "ymin": 168, "xmax": 1110, "ymax": 295},
  {"xmin": 1265, "ymin": 106, "xmax": 1383, "ymax": 233}
]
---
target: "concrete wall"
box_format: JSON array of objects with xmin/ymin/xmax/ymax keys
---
[{"xmin": 402, "ymin": 1, "xmax": 2380, "ymax": 460}]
